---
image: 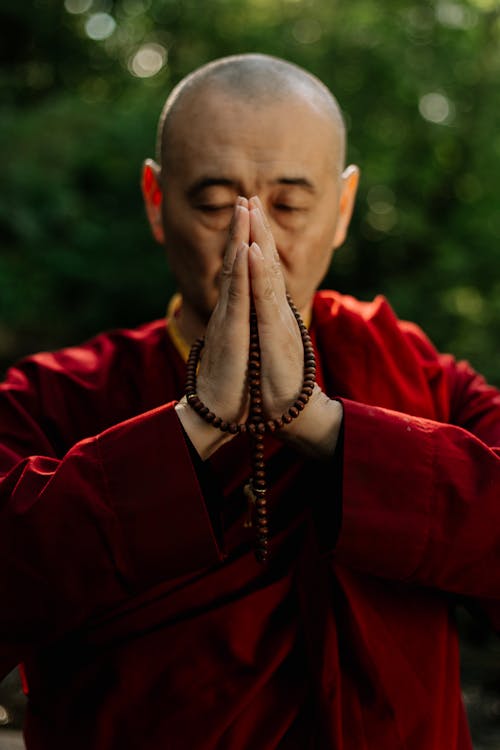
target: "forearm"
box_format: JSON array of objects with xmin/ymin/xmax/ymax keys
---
[
  {"xmin": 175, "ymin": 397, "xmax": 234, "ymax": 461},
  {"xmin": 334, "ymin": 398, "xmax": 500, "ymax": 599},
  {"xmin": 0, "ymin": 403, "xmax": 222, "ymax": 675}
]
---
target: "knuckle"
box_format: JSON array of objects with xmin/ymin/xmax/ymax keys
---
[
  {"xmin": 262, "ymin": 283, "xmax": 275, "ymax": 301},
  {"xmin": 227, "ymin": 283, "xmax": 240, "ymax": 303},
  {"xmin": 271, "ymin": 259, "xmax": 282, "ymax": 277},
  {"xmin": 220, "ymin": 264, "xmax": 232, "ymax": 280}
]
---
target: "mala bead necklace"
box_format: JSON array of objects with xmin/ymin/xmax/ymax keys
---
[{"xmin": 185, "ymin": 293, "xmax": 316, "ymax": 563}]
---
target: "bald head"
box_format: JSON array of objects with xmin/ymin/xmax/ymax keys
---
[{"xmin": 156, "ymin": 53, "xmax": 346, "ymax": 174}]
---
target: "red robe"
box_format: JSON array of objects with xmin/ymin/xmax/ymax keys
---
[{"xmin": 1, "ymin": 290, "xmax": 499, "ymax": 749}]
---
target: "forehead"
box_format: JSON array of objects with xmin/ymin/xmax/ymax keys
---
[{"xmin": 164, "ymin": 88, "xmax": 341, "ymax": 185}]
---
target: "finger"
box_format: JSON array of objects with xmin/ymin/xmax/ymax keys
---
[
  {"xmin": 248, "ymin": 241, "xmax": 279, "ymax": 327},
  {"xmin": 219, "ymin": 204, "xmax": 250, "ymax": 299},
  {"xmin": 227, "ymin": 241, "xmax": 250, "ymax": 320},
  {"xmin": 230, "ymin": 202, "xmax": 250, "ymax": 245},
  {"xmin": 205, "ymin": 241, "xmax": 250, "ymax": 356},
  {"xmin": 198, "ymin": 241, "xmax": 251, "ymax": 424},
  {"xmin": 249, "ymin": 203, "xmax": 286, "ymax": 299},
  {"xmin": 248, "ymin": 197, "xmax": 278, "ymax": 259},
  {"xmin": 249, "ymin": 241, "xmax": 299, "ymax": 344},
  {"xmin": 204, "ymin": 242, "xmax": 250, "ymax": 385}
]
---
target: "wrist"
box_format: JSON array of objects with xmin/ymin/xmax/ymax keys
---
[
  {"xmin": 175, "ymin": 397, "xmax": 234, "ymax": 460},
  {"xmin": 277, "ymin": 386, "xmax": 343, "ymax": 461}
]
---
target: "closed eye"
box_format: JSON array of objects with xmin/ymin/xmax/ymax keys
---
[
  {"xmin": 196, "ymin": 204, "xmax": 234, "ymax": 212},
  {"xmin": 274, "ymin": 204, "xmax": 303, "ymax": 212}
]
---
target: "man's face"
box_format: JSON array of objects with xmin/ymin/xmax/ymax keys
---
[{"xmin": 160, "ymin": 87, "xmax": 346, "ymax": 323}]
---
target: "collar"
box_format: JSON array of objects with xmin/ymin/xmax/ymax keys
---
[{"xmin": 165, "ymin": 293, "xmax": 191, "ymax": 363}]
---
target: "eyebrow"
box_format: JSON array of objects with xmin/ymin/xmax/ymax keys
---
[{"xmin": 187, "ymin": 175, "xmax": 316, "ymax": 199}]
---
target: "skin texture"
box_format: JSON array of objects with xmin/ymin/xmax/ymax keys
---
[{"xmin": 141, "ymin": 59, "xmax": 360, "ymax": 461}]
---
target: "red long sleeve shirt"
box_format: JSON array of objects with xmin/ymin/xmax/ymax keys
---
[{"xmin": 1, "ymin": 290, "xmax": 499, "ymax": 749}]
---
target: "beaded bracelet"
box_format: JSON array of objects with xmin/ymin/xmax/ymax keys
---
[{"xmin": 184, "ymin": 293, "xmax": 316, "ymax": 563}]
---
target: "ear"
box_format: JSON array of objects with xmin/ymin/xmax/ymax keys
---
[
  {"xmin": 332, "ymin": 164, "xmax": 360, "ymax": 249},
  {"xmin": 141, "ymin": 158, "xmax": 165, "ymax": 244}
]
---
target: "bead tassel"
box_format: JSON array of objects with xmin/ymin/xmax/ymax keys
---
[{"xmin": 184, "ymin": 293, "xmax": 316, "ymax": 563}]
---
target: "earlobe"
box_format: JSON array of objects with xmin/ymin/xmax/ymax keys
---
[
  {"xmin": 141, "ymin": 158, "xmax": 165, "ymax": 244},
  {"xmin": 332, "ymin": 164, "xmax": 360, "ymax": 249}
]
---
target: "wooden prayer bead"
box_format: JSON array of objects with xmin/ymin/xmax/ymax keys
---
[{"xmin": 184, "ymin": 292, "xmax": 316, "ymax": 563}]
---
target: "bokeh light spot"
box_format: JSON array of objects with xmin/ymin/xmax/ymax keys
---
[
  {"xmin": 129, "ymin": 43, "xmax": 167, "ymax": 78},
  {"xmin": 292, "ymin": 18, "xmax": 322, "ymax": 44},
  {"xmin": 365, "ymin": 186, "xmax": 398, "ymax": 234},
  {"xmin": 403, "ymin": 7, "xmax": 435, "ymax": 43},
  {"xmin": 419, "ymin": 92, "xmax": 454, "ymax": 124},
  {"xmin": 467, "ymin": 0, "xmax": 499, "ymax": 10},
  {"xmin": 366, "ymin": 208, "xmax": 398, "ymax": 233},
  {"xmin": 123, "ymin": 0, "xmax": 152, "ymax": 16},
  {"xmin": 367, "ymin": 185, "xmax": 396, "ymax": 211},
  {"xmin": 85, "ymin": 13, "xmax": 116, "ymax": 41},
  {"xmin": 64, "ymin": 0, "xmax": 92, "ymax": 13},
  {"xmin": 436, "ymin": 1, "xmax": 478, "ymax": 29},
  {"xmin": 444, "ymin": 286, "xmax": 485, "ymax": 320}
]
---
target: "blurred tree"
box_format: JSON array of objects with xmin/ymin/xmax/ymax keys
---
[{"xmin": 0, "ymin": 0, "xmax": 499, "ymax": 386}]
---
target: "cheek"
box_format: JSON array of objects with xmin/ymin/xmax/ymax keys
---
[
  {"xmin": 276, "ymin": 220, "xmax": 335, "ymax": 262},
  {"xmin": 302, "ymin": 215, "xmax": 339, "ymax": 266},
  {"xmin": 163, "ymin": 205, "xmax": 223, "ymax": 254},
  {"xmin": 273, "ymin": 201, "xmax": 339, "ymax": 253},
  {"xmin": 163, "ymin": 221, "xmax": 227, "ymax": 284},
  {"xmin": 162, "ymin": 192, "xmax": 232, "ymax": 236},
  {"xmin": 198, "ymin": 211, "xmax": 233, "ymax": 233}
]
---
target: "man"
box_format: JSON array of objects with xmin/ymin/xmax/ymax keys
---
[{"xmin": 0, "ymin": 53, "xmax": 498, "ymax": 749}]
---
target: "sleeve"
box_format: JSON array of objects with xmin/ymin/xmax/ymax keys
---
[
  {"xmin": 331, "ymin": 348, "xmax": 500, "ymax": 617},
  {"xmin": 0, "ymin": 361, "xmax": 222, "ymax": 679}
]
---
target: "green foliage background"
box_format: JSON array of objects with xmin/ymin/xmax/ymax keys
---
[
  {"xmin": 0, "ymin": 0, "xmax": 499, "ymax": 386},
  {"xmin": 1, "ymin": 2, "xmax": 500, "ymax": 744}
]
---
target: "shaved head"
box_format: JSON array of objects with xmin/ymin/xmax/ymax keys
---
[
  {"xmin": 156, "ymin": 53, "xmax": 346, "ymax": 174},
  {"xmin": 143, "ymin": 53, "xmax": 360, "ymax": 336}
]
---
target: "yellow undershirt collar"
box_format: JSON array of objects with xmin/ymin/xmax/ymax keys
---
[{"xmin": 165, "ymin": 293, "xmax": 191, "ymax": 363}]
